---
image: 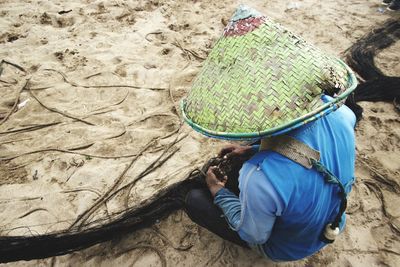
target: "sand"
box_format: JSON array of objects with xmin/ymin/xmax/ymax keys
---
[{"xmin": 0, "ymin": 0, "xmax": 399, "ymax": 266}]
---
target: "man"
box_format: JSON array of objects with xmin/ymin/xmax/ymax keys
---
[{"xmin": 180, "ymin": 5, "xmax": 357, "ymax": 262}]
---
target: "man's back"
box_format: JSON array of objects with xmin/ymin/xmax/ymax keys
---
[{"xmin": 239, "ymin": 100, "xmax": 356, "ymax": 261}]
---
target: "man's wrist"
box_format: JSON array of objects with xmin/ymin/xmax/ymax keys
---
[{"xmin": 209, "ymin": 185, "xmax": 224, "ymax": 198}]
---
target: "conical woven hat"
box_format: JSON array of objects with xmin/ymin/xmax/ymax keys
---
[{"xmin": 181, "ymin": 5, "xmax": 357, "ymax": 140}]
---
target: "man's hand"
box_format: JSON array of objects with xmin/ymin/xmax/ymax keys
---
[
  {"xmin": 219, "ymin": 144, "xmax": 254, "ymax": 160},
  {"xmin": 206, "ymin": 166, "xmax": 227, "ymax": 197}
]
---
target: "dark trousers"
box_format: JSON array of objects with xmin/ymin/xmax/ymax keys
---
[
  {"xmin": 183, "ymin": 159, "xmax": 249, "ymax": 248},
  {"xmin": 185, "ymin": 188, "xmax": 249, "ymax": 248}
]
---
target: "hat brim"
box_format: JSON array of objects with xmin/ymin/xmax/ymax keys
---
[{"xmin": 181, "ymin": 59, "xmax": 357, "ymax": 140}]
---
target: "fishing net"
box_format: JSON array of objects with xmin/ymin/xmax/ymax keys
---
[{"xmin": 0, "ymin": 16, "xmax": 398, "ymax": 265}]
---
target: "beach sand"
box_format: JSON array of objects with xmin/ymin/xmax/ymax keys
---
[{"xmin": 0, "ymin": 0, "xmax": 399, "ymax": 266}]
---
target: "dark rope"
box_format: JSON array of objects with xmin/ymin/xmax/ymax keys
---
[
  {"xmin": 344, "ymin": 19, "xmax": 400, "ymax": 81},
  {"xmin": 353, "ymin": 76, "xmax": 400, "ymax": 102},
  {"xmin": 311, "ymin": 159, "xmax": 347, "ymax": 230},
  {"xmin": 344, "ymin": 18, "xmax": 400, "ymax": 120},
  {"xmin": 0, "ymin": 177, "xmax": 203, "ymax": 263}
]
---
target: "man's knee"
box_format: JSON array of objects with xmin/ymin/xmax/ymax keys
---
[{"xmin": 185, "ymin": 188, "xmax": 209, "ymax": 211}]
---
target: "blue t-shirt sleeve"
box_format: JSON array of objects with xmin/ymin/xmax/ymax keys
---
[
  {"xmin": 321, "ymin": 94, "xmax": 356, "ymax": 128},
  {"xmin": 214, "ymin": 163, "xmax": 284, "ymax": 245},
  {"xmin": 339, "ymin": 105, "xmax": 356, "ymax": 128},
  {"xmin": 214, "ymin": 188, "xmax": 242, "ymax": 228}
]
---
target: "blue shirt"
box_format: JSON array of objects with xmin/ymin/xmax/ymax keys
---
[{"xmin": 214, "ymin": 96, "xmax": 356, "ymax": 261}]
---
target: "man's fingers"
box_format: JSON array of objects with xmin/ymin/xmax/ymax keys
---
[
  {"xmin": 218, "ymin": 148, "xmax": 232, "ymax": 157},
  {"xmin": 224, "ymin": 151, "xmax": 238, "ymax": 159},
  {"xmin": 217, "ymin": 176, "xmax": 227, "ymax": 187},
  {"xmin": 218, "ymin": 145, "xmax": 236, "ymax": 157},
  {"xmin": 207, "ymin": 166, "xmax": 217, "ymax": 176}
]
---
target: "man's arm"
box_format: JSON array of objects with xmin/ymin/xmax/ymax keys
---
[{"xmin": 211, "ymin": 163, "xmax": 283, "ymax": 245}]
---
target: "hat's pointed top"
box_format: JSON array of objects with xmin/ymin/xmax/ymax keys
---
[
  {"xmin": 231, "ymin": 4, "xmax": 263, "ymax": 22},
  {"xmin": 224, "ymin": 5, "xmax": 266, "ymax": 37}
]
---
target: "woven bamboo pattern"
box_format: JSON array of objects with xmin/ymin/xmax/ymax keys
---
[{"xmin": 181, "ymin": 6, "xmax": 357, "ymax": 140}]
